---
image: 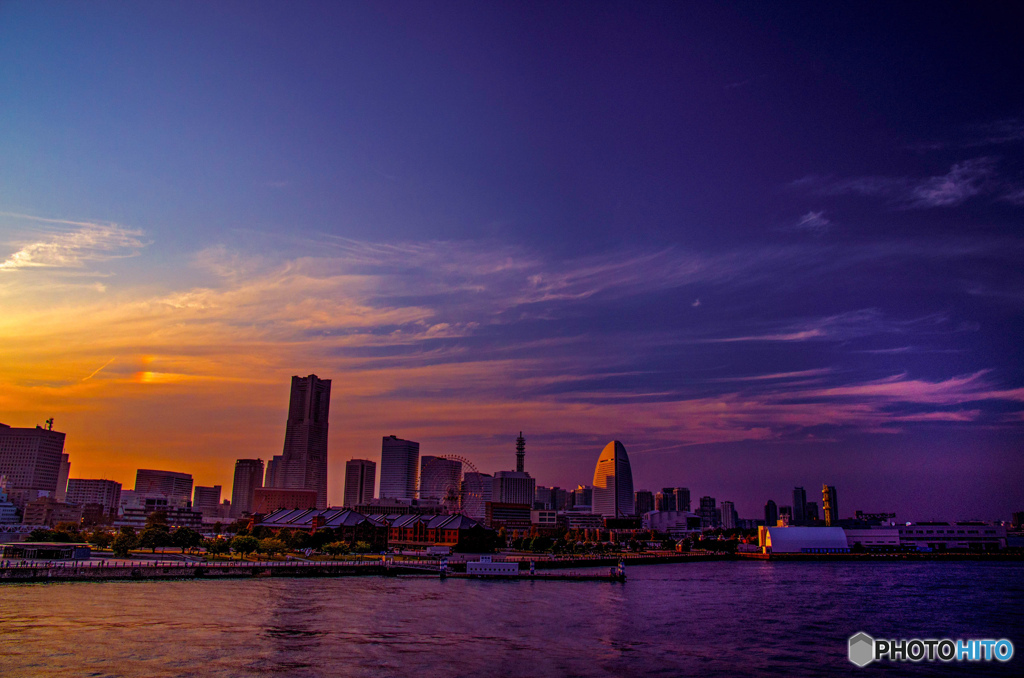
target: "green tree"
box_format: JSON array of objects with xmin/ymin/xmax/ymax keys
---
[
  {"xmin": 28, "ymin": 528, "xmax": 55, "ymax": 542},
  {"xmin": 111, "ymin": 530, "xmax": 139, "ymax": 557},
  {"xmin": 172, "ymin": 527, "xmax": 202, "ymax": 553},
  {"xmin": 285, "ymin": 530, "xmax": 311, "ymax": 550},
  {"xmin": 89, "ymin": 529, "xmax": 114, "ymax": 550},
  {"xmin": 352, "ymin": 540, "xmax": 373, "ymax": 554},
  {"xmin": 145, "ymin": 511, "xmax": 169, "ymax": 530},
  {"xmin": 212, "ymin": 521, "xmax": 223, "ymax": 535},
  {"xmin": 203, "ymin": 537, "xmax": 230, "ymax": 558},
  {"xmin": 322, "ymin": 541, "xmax": 350, "ymax": 559},
  {"xmin": 258, "ymin": 538, "xmax": 286, "ymax": 557},
  {"xmin": 139, "ymin": 526, "xmax": 174, "ymax": 553},
  {"xmin": 230, "ymin": 535, "xmax": 259, "ymax": 558}
]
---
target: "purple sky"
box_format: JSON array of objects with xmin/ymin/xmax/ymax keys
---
[{"xmin": 1, "ymin": 2, "xmax": 1022, "ymax": 521}]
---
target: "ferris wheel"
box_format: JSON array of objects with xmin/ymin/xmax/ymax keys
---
[{"xmin": 419, "ymin": 454, "xmax": 485, "ymax": 517}]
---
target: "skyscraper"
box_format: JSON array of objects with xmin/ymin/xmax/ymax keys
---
[
  {"xmin": 266, "ymin": 374, "xmax": 331, "ymax": 509},
  {"xmin": 720, "ymin": 500, "xmax": 737, "ymax": 530},
  {"xmin": 0, "ymin": 422, "xmax": 66, "ymax": 510},
  {"xmin": 822, "ymin": 484, "xmax": 838, "ymax": 526},
  {"xmin": 764, "ymin": 499, "xmax": 778, "ymax": 528},
  {"xmin": 193, "ymin": 485, "xmax": 222, "ymax": 518},
  {"xmin": 793, "ymin": 486, "xmax": 807, "ymax": 525},
  {"xmin": 343, "ymin": 459, "xmax": 376, "ymax": 507},
  {"xmin": 592, "ymin": 441, "xmax": 635, "ymax": 518},
  {"xmin": 379, "ymin": 435, "xmax": 419, "ymax": 500},
  {"xmin": 55, "ymin": 453, "xmax": 70, "ymax": 503},
  {"xmin": 230, "ymin": 458, "xmax": 264, "ymax": 518},
  {"xmin": 656, "ymin": 490, "xmax": 676, "ymax": 512},
  {"xmin": 674, "ymin": 487, "xmax": 691, "ymax": 512},
  {"xmin": 698, "ymin": 496, "xmax": 717, "ymax": 529},
  {"xmin": 634, "ymin": 490, "xmax": 654, "ymax": 515},
  {"xmin": 66, "ymin": 479, "xmax": 122, "ymax": 519}
]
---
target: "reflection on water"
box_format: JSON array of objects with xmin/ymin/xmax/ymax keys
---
[{"xmin": 0, "ymin": 562, "xmax": 1021, "ymax": 677}]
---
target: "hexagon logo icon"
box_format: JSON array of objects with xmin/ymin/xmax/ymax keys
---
[{"xmin": 848, "ymin": 632, "xmax": 875, "ymax": 667}]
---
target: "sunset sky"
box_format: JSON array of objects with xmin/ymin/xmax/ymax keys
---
[{"xmin": 1, "ymin": 2, "xmax": 1022, "ymax": 521}]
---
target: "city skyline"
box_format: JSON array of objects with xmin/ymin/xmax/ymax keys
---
[{"xmin": 1, "ymin": 3, "xmax": 1022, "ymax": 522}]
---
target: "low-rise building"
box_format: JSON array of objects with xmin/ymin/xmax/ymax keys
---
[
  {"xmin": 642, "ymin": 510, "xmax": 702, "ymax": 537},
  {"xmin": 895, "ymin": 522, "xmax": 1006, "ymax": 551},
  {"xmin": 21, "ymin": 497, "xmax": 83, "ymax": 527},
  {"xmin": 758, "ymin": 526, "xmax": 850, "ymax": 554},
  {"xmin": 843, "ymin": 527, "xmax": 901, "ymax": 551}
]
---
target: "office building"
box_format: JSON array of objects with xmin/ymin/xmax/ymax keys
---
[
  {"xmin": 720, "ymin": 501, "xmax": 737, "ymax": 530},
  {"xmin": 655, "ymin": 490, "xmax": 676, "ymax": 512},
  {"xmin": 492, "ymin": 471, "xmax": 535, "ymax": 506},
  {"xmin": 573, "ymin": 485, "xmax": 593, "ymax": 510},
  {"xmin": 379, "ymin": 435, "xmax": 419, "ymax": 500},
  {"xmin": 698, "ymin": 496, "xmax": 718, "ymax": 529},
  {"xmin": 551, "ymin": 486, "xmax": 570, "ymax": 511},
  {"xmin": 822, "ymin": 484, "xmax": 838, "ymax": 526},
  {"xmin": 230, "ymin": 458, "xmax": 264, "ymax": 518},
  {"xmin": 135, "ymin": 469, "xmax": 193, "ymax": 507},
  {"xmin": 778, "ymin": 505, "xmax": 792, "ymax": 526},
  {"xmin": 66, "ymin": 479, "xmax": 122, "ymax": 519},
  {"xmin": 193, "ymin": 485, "xmax": 222, "ymax": 518},
  {"xmin": 635, "ymin": 490, "xmax": 655, "ymax": 516},
  {"xmin": 420, "ymin": 456, "xmax": 462, "ymax": 501},
  {"xmin": 793, "ymin": 487, "xmax": 807, "ymax": 525},
  {"xmin": 0, "ymin": 422, "xmax": 66, "ymax": 510},
  {"xmin": 764, "ymin": 500, "xmax": 778, "ymax": 528},
  {"xmin": 21, "ymin": 497, "xmax": 83, "ymax": 527},
  {"xmin": 805, "ymin": 501, "xmax": 819, "ymax": 522},
  {"xmin": 674, "ymin": 487, "xmax": 691, "ymax": 513},
  {"xmin": 343, "ymin": 459, "xmax": 376, "ymax": 507},
  {"xmin": 55, "ymin": 454, "xmax": 70, "ymax": 502},
  {"xmin": 265, "ymin": 374, "xmax": 331, "ymax": 509},
  {"xmin": 592, "ymin": 441, "xmax": 635, "ymax": 519}
]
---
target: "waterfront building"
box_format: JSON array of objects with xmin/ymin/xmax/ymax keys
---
[
  {"xmin": 844, "ymin": 527, "xmax": 901, "ymax": 551},
  {"xmin": 230, "ymin": 459, "xmax": 264, "ymax": 518},
  {"xmin": 252, "ymin": 487, "xmax": 318, "ymax": 514},
  {"xmin": 192, "ymin": 485, "xmax": 221, "ymax": 519},
  {"xmin": 0, "ymin": 487, "xmax": 19, "ymax": 524},
  {"xmin": 634, "ymin": 490, "xmax": 655, "ymax": 516},
  {"xmin": 257, "ymin": 507, "xmax": 388, "ymax": 550},
  {"xmin": 720, "ymin": 501, "xmax": 738, "ymax": 530},
  {"xmin": 764, "ymin": 500, "xmax": 778, "ymax": 528},
  {"xmin": 265, "ymin": 374, "xmax": 331, "ymax": 509},
  {"xmin": 822, "ymin": 484, "xmax": 838, "ymax": 526},
  {"xmin": 0, "ymin": 422, "xmax": 66, "ymax": 510},
  {"xmin": 758, "ymin": 526, "xmax": 850, "ymax": 554},
  {"xmin": 379, "ymin": 435, "xmax": 419, "ymax": 500},
  {"xmin": 66, "ymin": 479, "xmax": 122, "ymax": 519},
  {"xmin": 894, "ymin": 522, "xmax": 1006, "ymax": 551},
  {"xmin": 697, "ymin": 496, "xmax": 717, "ymax": 529},
  {"xmin": 380, "ymin": 513, "xmax": 487, "ymax": 550},
  {"xmin": 420, "ymin": 456, "xmax": 461, "ymax": 500},
  {"xmin": 343, "ymin": 459, "xmax": 376, "ymax": 507},
  {"xmin": 592, "ymin": 441, "xmax": 635, "ymax": 518},
  {"xmin": 134, "ymin": 469, "xmax": 193, "ymax": 507},
  {"xmin": 55, "ymin": 454, "xmax": 70, "ymax": 502},
  {"xmin": 558, "ymin": 511, "xmax": 605, "ymax": 530},
  {"xmin": 792, "ymin": 487, "xmax": 807, "ymax": 525}
]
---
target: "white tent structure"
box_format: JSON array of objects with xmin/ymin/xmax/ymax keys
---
[{"xmin": 760, "ymin": 526, "xmax": 849, "ymax": 554}]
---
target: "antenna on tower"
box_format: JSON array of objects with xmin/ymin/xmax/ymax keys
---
[
  {"xmin": 515, "ymin": 431, "xmax": 525, "ymax": 473},
  {"xmin": 45, "ymin": 418, "xmax": 54, "ymax": 431}
]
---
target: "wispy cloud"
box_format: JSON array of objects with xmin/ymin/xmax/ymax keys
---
[
  {"xmin": 794, "ymin": 157, "xmax": 1001, "ymax": 209},
  {"xmin": 793, "ymin": 210, "xmax": 831, "ymax": 234},
  {"xmin": 0, "ymin": 219, "xmax": 146, "ymax": 271}
]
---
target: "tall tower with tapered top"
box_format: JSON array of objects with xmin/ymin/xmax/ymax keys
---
[{"xmin": 515, "ymin": 431, "xmax": 525, "ymax": 473}]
